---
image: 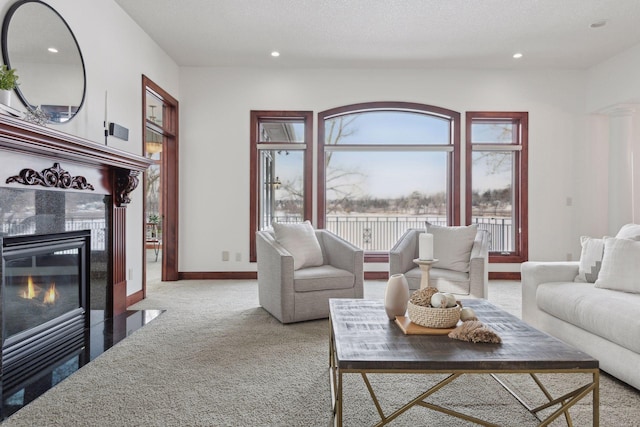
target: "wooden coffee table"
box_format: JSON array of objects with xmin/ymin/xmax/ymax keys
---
[{"xmin": 329, "ymin": 298, "xmax": 599, "ymax": 426}]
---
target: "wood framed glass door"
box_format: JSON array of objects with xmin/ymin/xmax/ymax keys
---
[{"xmin": 143, "ymin": 76, "xmax": 179, "ymax": 286}]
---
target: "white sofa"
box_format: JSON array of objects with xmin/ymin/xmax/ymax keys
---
[{"xmin": 522, "ymin": 224, "xmax": 640, "ymax": 390}]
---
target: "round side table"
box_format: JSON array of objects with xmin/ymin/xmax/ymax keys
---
[{"xmin": 412, "ymin": 258, "xmax": 439, "ymax": 289}]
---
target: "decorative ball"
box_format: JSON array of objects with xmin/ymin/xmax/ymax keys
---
[
  {"xmin": 409, "ymin": 287, "xmax": 439, "ymax": 307},
  {"xmin": 444, "ymin": 293, "xmax": 457, "ymax": 308},
  {"xmin": 460, "ymin": 307, "xmax": 477, "ymax": 321},
  {"xmin": 430, "ymin": 292, "xmax": 448, "ymax": 308}
]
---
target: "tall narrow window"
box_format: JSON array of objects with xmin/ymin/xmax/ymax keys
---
[
  {"xmin": 466, "ymin": 112, "xmax": 528, "ymax": 263},
  {"xmin": 318, "ymin": 102, "xmax": 460, "ymax": 261},
  {"xmin": 250, "ymin": 111, "xmax": 312, "ymax": 262}
]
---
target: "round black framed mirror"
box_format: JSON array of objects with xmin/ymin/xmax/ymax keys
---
[{"xmin": 1, "ymin": 0, "xmax": 86, "ymax": 124}]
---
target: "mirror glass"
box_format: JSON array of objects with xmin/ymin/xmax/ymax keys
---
[{"xmin": 2, "ymin": 0, "xmax": 86, "ymax": 124}]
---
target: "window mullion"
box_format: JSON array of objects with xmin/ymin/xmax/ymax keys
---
[
  {"xmin": 471, "ymin": 144, "xmax": 521, "ymax": 151},
  {"xmin": 257, "ymin": 143, "xmax": 307, "ymax": 150},
  {"xmin": 326, "ymin": 145, "xmax": 453, "ymax": 152}
]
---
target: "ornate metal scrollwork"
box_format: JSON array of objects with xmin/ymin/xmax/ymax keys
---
[
  {"xmin": 6, "ymin": 162, "xmax": 95, "ymax": 190},
  {"xmin": 115, "ymin": 169, "xmax": 140, "ymax": 206}
]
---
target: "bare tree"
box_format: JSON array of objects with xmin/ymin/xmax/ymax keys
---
[
  {"xmin": 323, "ymin": 114, "xmax": 368, "ymax": 213},
  {"xmin": 145, "ymin": 163, "xmax": 161, "ymax": 220},
  {"xmin": 472, "ymin": 123, "xmax": 513, "ymax": 216},
  {"xmin": 473, "ymin": 151, "xmax": 511, "ymax": 175},
  {"xmin": 324, "ymin": 115, "xmax": 359, "ymax": 166},
  {"xmin": 472, "ymin": 123, "xmax": 512, "ymax": 175}
]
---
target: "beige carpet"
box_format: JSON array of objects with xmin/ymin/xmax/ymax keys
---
[{"xmin": 2, "ymin": 280, "xmax": 639, "ymax": 426}]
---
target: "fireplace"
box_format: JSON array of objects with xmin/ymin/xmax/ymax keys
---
[
  {"xmin": 1, "ymin": 230, "xmax": 90, "ymax": 392},
  {"xmin": 0, "ymin": 114, "xmax": 151, "ymax": 413},
  {"xmin": 0, "ymin": 114, "xmax": 151, "ymax": 315}
]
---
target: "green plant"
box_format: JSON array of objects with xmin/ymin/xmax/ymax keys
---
[
  {"xmin": 148, "ymin": 213, "xmax": 160, "ymax": 224},
  {"xmin": 0, "ymin": 65, "xmax": 19, "ymax": 90}
]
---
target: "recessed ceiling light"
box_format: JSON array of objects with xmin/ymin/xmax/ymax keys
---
[
  {"xmin": 48, "ymin": 47, "xmax": 58, "ymax": 53},
  {"xmin": 590, "ymin": 19, "xmax": 608, "ymax": 29},
  {"xmin": 271, "ymin": 51, "xmax": 280, "ymax": 57},
  {"xmin": 513, "ymin": 52, "xmax": 523, "ymax": 59}
]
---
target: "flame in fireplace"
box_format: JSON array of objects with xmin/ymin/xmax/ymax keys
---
[
  {"xmin": 20, "ymin": 277, "xmax": 57, "ymax": 304},
  {"xmin": 22, "ymin": 276, "xmax": 38, "ymax": 299},
  {"xmin": 43, "ymin": 283, "xmax": 57, "ymax": 305}
]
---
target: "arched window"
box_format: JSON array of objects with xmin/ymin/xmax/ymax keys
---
[{"xmin": 318, "ymin": 102, "xmax": 460, "ymax": 261}]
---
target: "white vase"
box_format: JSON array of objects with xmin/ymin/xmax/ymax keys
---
[
  {"xmin": 0, "ymin": 90, "xmax": 10, "ymax": 107},
  {"xmin": 384, "ymin": 273, "xmax": 410, "ymax": 320}
]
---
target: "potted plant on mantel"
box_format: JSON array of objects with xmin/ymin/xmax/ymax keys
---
[{"xmin": 0, "ymin": 65, "xmax": 19, "ymax": 107}]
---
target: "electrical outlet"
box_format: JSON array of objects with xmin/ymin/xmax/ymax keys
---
[
  {"xmin": 222, "ymin": 251, "xmax": 230, "ymax": 261},
  {"xmin": 128, "ymin": 268, "xmax": 133, "ymax": 280},
  {"xmin": 235, "ymin": 252, "xmax": 241, "ymax": 262},
  {"xmin": 566, "ymin": 253, "xmax": 573, "ymax": 261},
  {"xmin": 566, "ymin": 197, "xmax": 573, "ymax": 207}
]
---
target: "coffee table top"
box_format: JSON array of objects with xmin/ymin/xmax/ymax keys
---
[{"xmin": 329, "ymin": 299, "xmax": 599, "ymax": 372}]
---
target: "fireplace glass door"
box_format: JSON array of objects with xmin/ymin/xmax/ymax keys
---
[
  {"xmin": 1, "ymin": 230, "xmax": 90, "ymax": 387},
  {"xmin": 3, "ymin": 237, "xmax": 85, "ymax": 341}
]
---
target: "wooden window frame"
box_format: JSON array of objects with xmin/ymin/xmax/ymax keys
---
[
  {"xmin": 317, "ymin": 102, "xmax": 461, "ymax": 263},
  {"xmin": 465, "ymin": 111, "xmax": 528, "ymax": 263},
  {"xmin": 249, "ymin": 110, "xmax": 313, "ymax": 262}
]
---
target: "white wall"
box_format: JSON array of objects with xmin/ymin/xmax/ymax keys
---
[
  {"xmin": 0, "ymin": 0, "xmax": 180, "ymax": 296},
  {"xmin": 179, "ymin": 67, "xmax": 586, "ymax": 272},
  {"xmin": 581, "ymin": 43, "xmax": 640, "ymax": 242},
  {"xmin": 586, "ymin": 43, "xmax": 640, "ymax": 112}
]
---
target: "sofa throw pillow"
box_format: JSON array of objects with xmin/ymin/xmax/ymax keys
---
[
  {"xmin": 574, "ymin": 236, "xmax": 604, "ymax": 283},
  {"xmin": 594, "ymin": 237, "xmax": 640, "ymax": 293},
  {"xmin": 272, "ymin": 221, "xmax": 324, "ymax": 270},
  {"xmin": 426, "ymin": 224, "xmax": 478, "ymax": 273},
  {"xmin": 615, "ymin": 223, "xmax": 640, "ymax": 240}
]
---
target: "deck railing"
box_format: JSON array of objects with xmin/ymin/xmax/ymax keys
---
[
  {"xmin": 274, "ymin": 215, "xmax": 512, "ymax": 253},
  {"xmin": 1, "ymin": 218, "xmax": 107, "ymax": 251},
  {"xmin": 2, "ymin": 214, "xmax": 512, "ymax": 255}
]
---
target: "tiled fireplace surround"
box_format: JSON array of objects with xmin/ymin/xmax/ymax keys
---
[{"xmin": 0, "ymin": 114, "xmax": 151, "ymax": 318}]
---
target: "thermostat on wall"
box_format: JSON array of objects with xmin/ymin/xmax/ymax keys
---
[{"xmin": 108, "ymin": 122, "xmax": 129, "ymax": 141}]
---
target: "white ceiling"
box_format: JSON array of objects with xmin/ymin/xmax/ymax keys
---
[{"xmin": 115, "ymin": 0, "xmax": 640, "ymax": 69}]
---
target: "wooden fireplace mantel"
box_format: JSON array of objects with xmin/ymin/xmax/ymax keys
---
[
  {"xmin": 0, "ymin": 114, "xmax": 152, "ymax": 316},
  {"xmin": 0, "ymin": 115, "xmax": 150, "ymax": 179}
]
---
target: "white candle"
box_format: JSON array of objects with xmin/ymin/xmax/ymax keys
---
[{"xmin": 419, "ymin": 233, "xmax": 434, "ymax": 260}]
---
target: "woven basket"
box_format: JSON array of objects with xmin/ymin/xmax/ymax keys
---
[{"xmin": 407, "ymin": 301, "xmax": 461, "ymax": 328}]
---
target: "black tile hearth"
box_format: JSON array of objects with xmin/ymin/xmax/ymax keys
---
[{"xmin": 1, "ymin": 309, "xmax": 163, "ymax": 420}]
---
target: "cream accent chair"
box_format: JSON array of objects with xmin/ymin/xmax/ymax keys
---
[
  {"xmin": 389, "ymin": 227, "xmax": 490, "ymax": 298},
  {"xmin": 256, "ymin": 229, "xmax": 364, "ymax": 323}
]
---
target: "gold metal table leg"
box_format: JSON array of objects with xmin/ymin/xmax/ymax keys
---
[{"xmin": 334, "ymin": 370, "xmax": 599, "ymax": 426}]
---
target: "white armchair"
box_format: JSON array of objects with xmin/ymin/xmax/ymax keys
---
[
  {"xmin": 256, "ymin": 229, "xmax": 364, "ymax": 323},
  {"xmin": 389, "ymin": 227, "xmax": 490, "ymax": 298}
]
